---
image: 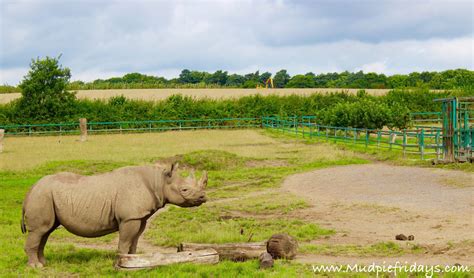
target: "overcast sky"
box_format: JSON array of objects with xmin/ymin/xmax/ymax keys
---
[{"xmin": 1, "ymin": 0, "xmax": 473, "ymax": 85}]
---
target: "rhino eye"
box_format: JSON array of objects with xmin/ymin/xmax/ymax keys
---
[{"xmin": 182, "ymin": 188, "xmax": 188, "ymax": 192}]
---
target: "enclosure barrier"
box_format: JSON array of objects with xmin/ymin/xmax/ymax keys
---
[
  {"xmin": 262, "ymin": 116, "xmax": 443, "ymax": 160},
  {"xmin": 0, "ymin": 117, "xmax": 261, "ymax": 136},
  {"xmin": 0, "ymin": 115, "xmax": 459, "ymax": 161}
]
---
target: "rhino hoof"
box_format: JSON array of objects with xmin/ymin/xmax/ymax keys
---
[{"xmin": 28, "ymin": 262, "xmax": 44, "ymax": 268}]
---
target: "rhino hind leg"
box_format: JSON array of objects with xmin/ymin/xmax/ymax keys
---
[
  {"xmin": 117, "ymin": 220, "xmax": 142, "ymax": 254},
  {"xmin": 38, "ymin": 222, "xmax": 59, "ymax": 265},
  {"xmin": 25, "ymin": 230, "xmax": 47, "ymax": 268},
  {"xmin": 130, "ymin": 220, "xmax": 147, "ymax": 254}
]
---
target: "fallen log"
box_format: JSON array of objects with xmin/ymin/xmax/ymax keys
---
[
  {"xmin": 178, "ymin": 242, "xmax": 267, "ymax": 261},
  {"xmin": 117, "ymin": 248, "xmax": 219, "ymax": 269}
]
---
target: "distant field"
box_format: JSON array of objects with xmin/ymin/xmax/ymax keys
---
[{"xmin": 0, "ymin": 88, "xmax": 391, "ymax": 103}]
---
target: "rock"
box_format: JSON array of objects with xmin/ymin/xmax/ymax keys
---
[
  {"xmin": 259, "ymin": 252, "xmax": 274, "ymax": 269},
  {"xmin": 266, "ymin": 233, "xmax": 298, "ymax": 259},
  {"xmin": 395, "ymin": 234, "xmax": 408, "ymax": 241},
  {"xmin": 408, "ymin": 235, "xmax": 415, "ymax": 241}
]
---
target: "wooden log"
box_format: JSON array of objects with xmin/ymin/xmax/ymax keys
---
[
  {"xmin": 117, "ymin": 248, "xmax": 219, "ymax": 270},
  {"xmin": 178, "ymin": 242, "xmax": 267, "ymax": 261},
  {"xmin": 79, "ymin": 118, "xmax": 87, "ymax": 142},
  {"xmin": 266, "ymin": 233, "xmax": 298, "ymax": 259},
  {"xmin": 0, "ymin": 129, "xmax": 4, "ymax": 153},
  {"xmin": 259, "ymin": 252, "xmax": 274, "ymax": 269}
]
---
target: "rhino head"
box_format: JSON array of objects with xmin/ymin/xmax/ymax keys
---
[{"xmin": 163, "ymin": 162, "xmax": 208, "ymax": 207}]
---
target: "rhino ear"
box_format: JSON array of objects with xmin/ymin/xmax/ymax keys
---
[
  {"xmin": 165, "ymin": 162, "xmax": 179, "ymax": 177},
  {"xmin": 199, "ymin": 171, "xmax": 208, "ymax": 188}
]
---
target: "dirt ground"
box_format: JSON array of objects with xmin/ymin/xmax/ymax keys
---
[{"xmin": 281, "ymin": 163, "xmax": 473, "ymax": 265}]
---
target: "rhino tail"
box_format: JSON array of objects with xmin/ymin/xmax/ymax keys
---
[{"xmin": 21, "ymin": 207, "xmax": 26, "ymax": 234}]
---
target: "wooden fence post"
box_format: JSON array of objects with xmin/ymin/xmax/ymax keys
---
[
  {"xmin": 403, "ymin": 130, "xmax": 407, "ymax": 158},
  {"xmin": 79, "ymin": 118, "xmax": 87, "ymax": 142},
  {"xmin": 0, "ymin": 129, "xmax": 4, "ymax": 153}
]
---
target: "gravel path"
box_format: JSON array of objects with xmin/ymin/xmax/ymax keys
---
[{"xmin": 282, "ymin": 163, "xmax": 473, "ymax": 265}]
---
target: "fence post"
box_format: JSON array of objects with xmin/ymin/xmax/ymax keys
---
[
  {"xmin": 389, "ymin": 131, "xmax": 393, "ymax": 150},
  {"xmin": 353, "ymin": 128, "xmax": 357, "ymax": 145},
  {"xmin": 420, "ymin": 129, "xmax": 425, "ymax": 160},
  {"xmin": 365, "ymin": 130, "xmax": 369, "ymax": 147},
  {"xmin": 435, "ymin": 129, "xmax": 440, "ymax": 161},
  {"xmin": 403, "ymin": 130, "xmax": 407, "ymax": 158},
  {"xmin": 326, "ymin": 128, "xmax": 329, "ymax": 141},
  {"xmin": 79, "ymin": 118, "xmax": 87, "ymax": 142},
  {"xmin": 0, "ymin": 129, "xmax": 4, "ymax": 153},
  {"xmin": 309, "ymin": 124, "xmax": 313, "ymax": 139},
  {"xmin": 377, "ymin": 130, "xmax": 381, "ymax": 148},
  {"xmin": 294, "ymin": 118, "xmax": 298, "ymax": 135}
]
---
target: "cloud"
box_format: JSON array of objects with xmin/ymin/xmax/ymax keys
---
[{"xmin": 1, "ymin": 0, "xmax": 472, "ymax": 84}]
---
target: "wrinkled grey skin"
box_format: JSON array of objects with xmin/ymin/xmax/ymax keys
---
[{"xmin": 21, "ymin": 163, "xmax": 207, "ymax": 268}]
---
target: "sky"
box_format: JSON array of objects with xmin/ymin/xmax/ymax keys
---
[{"xmin": 0, "ymin": 0, "xmax": 473, "ymax": 85}]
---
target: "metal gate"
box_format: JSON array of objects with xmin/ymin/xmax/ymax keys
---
[{"xmin": 435, "ymin": 97, "xmax": 473, "ymax": 162}]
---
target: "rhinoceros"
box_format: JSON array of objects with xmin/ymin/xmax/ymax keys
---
[{"xmin": 21, "ymin": 163, "xmax": 207, "ymax": 268}]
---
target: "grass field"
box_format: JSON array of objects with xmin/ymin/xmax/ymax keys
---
[
  {"xmin": 0, "ymin": 129, "xmax": 369, "ymax": 276},
  {"xmin": 0, "ymin": 88, "xmax": 392, "ymax": 103},
  {"xmin": 0, "ymin": 129, "xmax": 470, "ymax": 276}
]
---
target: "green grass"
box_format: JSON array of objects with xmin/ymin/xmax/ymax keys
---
[
  {"xmin": 147, "ymin": 205, "xmax": 333, "ymax": 247},
  {"xmin": 0, "ymin": 130, "xmax": 372, "ymax": 276},
  {"xmin": 2, "ymin": 130, "xmax": 469, "ymax": 276},
  {"xmin": 216, "ymin": 192, "xmax": 309, "ymax": 214}
]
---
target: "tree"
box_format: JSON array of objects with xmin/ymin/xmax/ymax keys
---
[
  {"xmin": 286, "ymin": 74, "xmax": 315, "ymax": 88},
  {"xmin": 178, "ymin": 69, "xmax": 193, "ymax": 83},
  {"xmin": 226, "ymin": 74, "xmax": 246, "ymax": 87},
  {"xmin": 273, "ymin": 70, "xmax": 290, "ymax": 88},
  {"xmin": 204, "ymin": 70, "xmax": 228, "ymax": 85},
  {"xmin": 17, "ymin": 56, "xmax": 76, "ymax": 122}
]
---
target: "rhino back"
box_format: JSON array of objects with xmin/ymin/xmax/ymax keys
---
[{"xmin": 41, "ymin": 166, "xmax": 159, "ymax": 237}]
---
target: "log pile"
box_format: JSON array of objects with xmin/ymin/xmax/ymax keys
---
[
  {"xmin": 116, "ymin": 233, "xmax": 297, "ymax": 270},
  {"xmin": 116, "ymin": 248, "xmax": 218, "ymax": 270},
  {"xmin": 178, "ymin": 242, "xmax": 267, "ymax": 261}
]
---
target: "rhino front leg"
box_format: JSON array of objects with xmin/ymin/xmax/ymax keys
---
[
  {"xmin": 129, "ymin": 220, "xmax": 147, "ymax": 254},
  {"xmin": 118, "ymin": 220, "xmax": 142, "ymax": 254}
]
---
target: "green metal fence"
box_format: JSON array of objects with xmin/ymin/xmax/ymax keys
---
[
  {"xmin": 263, "ymin": 116, "xmax": 443, "ymax": 160},
  {"xmin": 1, "ymin": 114, "xmax": 461, "ymax": 161},
  {"xmin": 0, "ymin": 118, "xmax": 261, "ymax": 136}
]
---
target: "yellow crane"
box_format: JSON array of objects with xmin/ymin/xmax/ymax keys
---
[{"xmin": 256, "ymin": 78, "xmax": 274, "ymax": 89}]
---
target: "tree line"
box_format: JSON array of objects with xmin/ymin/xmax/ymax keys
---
[
  {"xmin": 69, "ymin": 69, "xmax": 474, "ymax": 90},
  {"xmin": 1, "ymin": 56, "xmax": 471, "ymax": 130},
  {"xmin": 2, "ymin": 68, "xmax": 473, "ymax": 93}
]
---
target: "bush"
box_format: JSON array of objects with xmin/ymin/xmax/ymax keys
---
[{"xmin": 0, "ymin": 89, "xmax": 465, "ymax": 130}]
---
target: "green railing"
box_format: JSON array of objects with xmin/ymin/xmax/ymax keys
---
[
  {"xmin": 263, "ymin": 116, "xmax": 443, "ymax": 160},
  {"xmin": 0, "ymin": 118, "xmax": 261, "ymax": 136},
  {"xmin": 0, "ymin": 114, "xmax": 449, "ymax": 160}
]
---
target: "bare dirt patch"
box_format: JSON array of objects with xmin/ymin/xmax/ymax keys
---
[{"xmin": 281, "ymin": 163, "xmax": 474, "ymax": 265}]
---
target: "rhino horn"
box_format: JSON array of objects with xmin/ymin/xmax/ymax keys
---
[{"xmin": 200, "ymin": 171, "xmax": 208, "ymax": 188}]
